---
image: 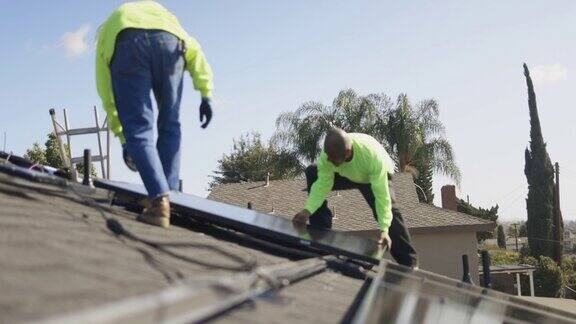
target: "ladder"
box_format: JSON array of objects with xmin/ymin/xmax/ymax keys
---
[{"xmin": 49, "ymin": 106, "xmax": 111, "ymax": 181}]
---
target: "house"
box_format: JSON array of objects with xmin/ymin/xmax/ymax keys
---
[{"xmin": 209, "ymin": 173, "xmax": 495, "ymax": 282}]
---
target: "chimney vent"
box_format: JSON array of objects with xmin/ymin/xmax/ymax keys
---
[{"xmin": 441, "ymin": 185, "xmax": 458, "ymax": 211}]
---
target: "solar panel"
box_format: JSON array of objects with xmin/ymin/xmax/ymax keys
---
[
  {"xmin": 94, "ymin": 179, "xmax": 385, "ymax": 264},
  {"xmin": 351, "ymin": 261, "xmax": 576, "ymax": 324}
]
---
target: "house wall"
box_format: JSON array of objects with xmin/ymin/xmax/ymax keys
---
[
  {"xmin": 411, "ymin": 231, "xmax": 480, "ymax": 282},
  {"xmin": 351, "ymin": 230, "xmax": 480, "ymax": 282}
]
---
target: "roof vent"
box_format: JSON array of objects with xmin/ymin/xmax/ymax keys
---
[{"xmin": 265, "ymin": 172, "xmax": 270, "ymax": 187}]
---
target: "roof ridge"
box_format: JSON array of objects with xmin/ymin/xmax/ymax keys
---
[{"xmin": 417, "ymin": 202, "xmax": 494, "ymax": 224}]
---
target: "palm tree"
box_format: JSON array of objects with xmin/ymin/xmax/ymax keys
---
[
  {"xmin": 378, "ymin": 94, "xmax": 461, "ymax": 203},
  {"xmin": 273, "ymin": 89, "xmax": 390, "ymax": 163},
  {"xmin": 273, "ymin": 90, "xmax": 460, "ymax": 204}
]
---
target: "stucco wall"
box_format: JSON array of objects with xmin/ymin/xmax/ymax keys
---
[
  {"xmin": 410, "ymin": 231, "xmax": 479, "ymax": 282},
  {"xmin": 351, "ymin": 230, "xmax": 479, "ymax": 282}
]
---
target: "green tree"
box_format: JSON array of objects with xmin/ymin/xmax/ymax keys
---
[
  {"xmin": 523, "ymin": 256, "xmax": 564, "ymax": 297},
  {"xmin": 210, "ymin": 132, "xmax": 303, "ymax": 188},
  {"xmin": 507, "ymin": 222, "xmax": 527, "ymax": 237},
  {"xmin": 497, "ymin": 225, "xmax": 507, "ymax": 249},
  {"xmin": 24, "ymin": 133, "xmax": 96, "ymax": 177},
  {"xmin": 519, "ymin": 222, "xmax": 528, "ymax": 236},
  {"xmin": 273, "ymin": 89, "xmax": 388, "ymax": 163},
  {"xmin": 457, "ymin": 199, "xmax": 498, "ymax": 242},
  {"xmin": 563, "ymin": 256, "xmax": 576, "ymax": 299},
  {"xmin": 489, "ymin": 248, "xmax": 519, "ymax": 265},
  {"xmin": 25, "ymin": 133, "xmax": 64, "ymax": 167},
  {"xmin": 377, "ymin": 94, "xmax": 461, "ymax": 203},
  {"xmin": 24, "ymin": 143, "xmax": 48, "ymax": 165},
  {"xmin": 273, "ymin": 90, "xmax": 461, "ymax": 204},
  {"xmin": 523, "ymin": 63, "xmax": 555, "ymax": 259}
]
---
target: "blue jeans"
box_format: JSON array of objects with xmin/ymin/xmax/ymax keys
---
[{"xmin": 111, "ymin": 29, "xmax": 185, "ymax": 198}]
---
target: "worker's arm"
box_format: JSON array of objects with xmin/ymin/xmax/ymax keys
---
[
  {"xmin": 183, "ymin": 36, "xmax": 214, "ymax": 98},
  {"xmin": 369, "ymin": 157, "xmax": 393, "ymax": 234},
  {"xmin": 95, "ymin": 44, "xmax": 126, "ymax": 144},
  {"xmin": 304, "ymin": 154, "xmax": 335, "ymax": 214}
]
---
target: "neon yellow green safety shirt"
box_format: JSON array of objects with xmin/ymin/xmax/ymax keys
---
[
  {"xmin": 304, "ymin": 133, "xmax": 394, "ymax": 233},
  {"xmin": 96, "ymin": 1, "xmax": 214, "ymax": 144}
]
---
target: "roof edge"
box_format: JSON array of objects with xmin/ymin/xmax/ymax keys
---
[{"xmin": 409, "ymin": 222, "xmax": 496, "ymax": 235}]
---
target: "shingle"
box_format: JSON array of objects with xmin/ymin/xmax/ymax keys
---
[
  {"xmin": 209, "ymin": 173, "xmax": 494, "ymax": 232},
  {"xmin": 0, "ymin": 172, "xmax": 364, "ymax": 323}
]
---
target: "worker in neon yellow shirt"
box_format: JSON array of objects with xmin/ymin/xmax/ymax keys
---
[
  {"xmin": 96, "ymin": 1, "xmax": 213, "ymax": 228},
  {"xmin": 293, "ymin": 128, "xmax": 417, "ymax": 267}
]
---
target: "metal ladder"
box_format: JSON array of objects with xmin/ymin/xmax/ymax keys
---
[{"xmin": 49, "ymin": 106, "xmax": 111, "ymax": 181}]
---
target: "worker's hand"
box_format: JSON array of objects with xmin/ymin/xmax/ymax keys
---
[
  {"xmin": 378, "ymin": 230, "xmax": 392, "ymax": 251},
  {"xmin": 199, "ymin": 98, "xmax": 213, "ymax": 129},
  {"xmin": 122, "ymin": 146, "xmax": 137, "ymax": 172},
  {"xmin": 292, "ymin": 209, "xmax": 311, "ymax": 227}
]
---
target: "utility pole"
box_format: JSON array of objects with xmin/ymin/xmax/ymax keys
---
[
  {"xmin": 553, "ymin": 162, "xmax": 563, "ymax": 266},
  {"xmin": 513, "ymin": 223, "xmax": 519, "ymax": 252}
]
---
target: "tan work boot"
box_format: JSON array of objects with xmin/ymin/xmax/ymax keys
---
[{"xmin": 137, "ymin": 195, "xmax": 170, "ymax": 228}]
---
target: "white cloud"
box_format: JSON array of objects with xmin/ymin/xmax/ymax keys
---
[
  {"xmin": 531, "ymin": 64, "xmax": 567, "ymax": 85},
  {"xmin": 61, "ymin": 24, "xmax": 91, "ymax": 58}
]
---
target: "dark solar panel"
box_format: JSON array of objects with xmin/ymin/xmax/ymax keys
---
[
  {"xmin": 95, "ymin": 179, "xmax": 385, "ymax": 264},
  {"xmin": 352, "ymin": 262, "xmax": 576, "ymax": 324}
]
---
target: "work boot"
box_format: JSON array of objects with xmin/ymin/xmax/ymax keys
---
[
  {"xmin": 137, "ymin": 195, "xmax": 170, "ymax": 228},
  {"xmin": 137, "ymin": 197, "xmax": 151, "ymax": 211}
]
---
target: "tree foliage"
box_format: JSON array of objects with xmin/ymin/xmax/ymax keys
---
[
  {"xmin": 507, "ymin": 222, "xmax": 527, "ymax": 237},
  {"xmin": 273, "ymin": 89, "xmax": 461, "ymax": 203},
  {"xmin": 273, "ymin": 89, "xmax": 387, "ymax": 163},
  {"xmin": 522, "ymin": 256, "xmax": 564, "ymax": 298},
  {"xmin": 489, "ymin": 248, "xmax": 519, "ymax": 265},
  {"xmin": 523, "ymin": 63, "xmax": 555, "ymax": 259},
  {"xmin": 210, "ymin": 132, "xmax": 303, "ymax": 188},
  {"xmin": 380, "ymin": 94, "xmax": 461, "ymax": 204},
  {"xmin": 563, "ymin": 256, "xmax": 576, "ymax": 299},
  {"xmin": 497, "ymin": 225, "xmax": 507, "ymax": 249},
  {"xmin": 24, "ymin": 133, "xmax": 96, "ymax": 177},
  {"xmin": 25, "ymin": 133, "xmax": 65, "ymax": 167},
  {"xmin": 457, "ymin": 199, "xmax": 498, "ymax": 241}
]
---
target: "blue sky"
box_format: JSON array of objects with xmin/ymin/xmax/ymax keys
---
[{"xmin": 1, "ymin": 0, "xmax": 575, "ymax": 221}]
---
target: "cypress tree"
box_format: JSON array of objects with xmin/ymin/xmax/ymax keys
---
[
  {"xmin": 523, "ymin": 63, "xmax": 555, "ymax": 259},
  {"xmin": 497, "ymin": 225, "xmax": 507, "ymax": 249}
]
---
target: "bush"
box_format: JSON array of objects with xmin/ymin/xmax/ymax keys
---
[
  {"xmin": 489, "ymin": 248, "xmax": 519, "ymax": 265},
  {"xmin": 534, "ymin": 256, "xmax": 564, "ymax": 297},
  {"xmin": 519, "ymin": 245, "xmax": 531, "ymax": 261},
  {"xmin": 563, "ymin": 256, "xmax": 576, "ymax": 299}
]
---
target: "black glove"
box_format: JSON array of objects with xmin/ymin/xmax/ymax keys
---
[
  {"xmin": 122, "ymin": 146, "xmax": 138, "ymax": 172},
  {"xmin": 199, "ymin": 98, "xmax": 213, "ymax": 129}
]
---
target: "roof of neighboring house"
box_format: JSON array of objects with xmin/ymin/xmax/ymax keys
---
[
  {"xmin": 208, "ymin": 173, "xmax": 495, "ymax": 234},
  {"xmin": 0, "ymin": 170, "xmax": 363, "ymax": 323},
  {"xmin": 479, "ymin": 264, "xmax": 536, "ymax": 275}
]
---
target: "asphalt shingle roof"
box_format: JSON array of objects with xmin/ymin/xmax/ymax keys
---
[
  {"xmin": 208, "ymin": 173, "xmax": 494, "ymax": 233},
  {"xmin": 0, "ymin": 170, "xmax": 363, "ymax": 323}
]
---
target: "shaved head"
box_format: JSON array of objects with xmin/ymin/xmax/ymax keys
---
[{"xmin": 324, "ymin": 128, "xmax": 352, "ymax": 165}]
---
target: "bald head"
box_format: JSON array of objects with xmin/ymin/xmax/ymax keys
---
[{"xmin": 324, "ymin": 128, "xmax": 352, "ymax": 165}]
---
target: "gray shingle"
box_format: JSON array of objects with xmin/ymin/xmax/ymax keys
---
[{"xmin": 208, "ymin": 173, "xmax": 494, "ymax": 232}]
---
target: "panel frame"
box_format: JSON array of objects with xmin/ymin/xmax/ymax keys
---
[{"xmin": 95, "ymin": 179, "xmax": 385, "ymax": 264}]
